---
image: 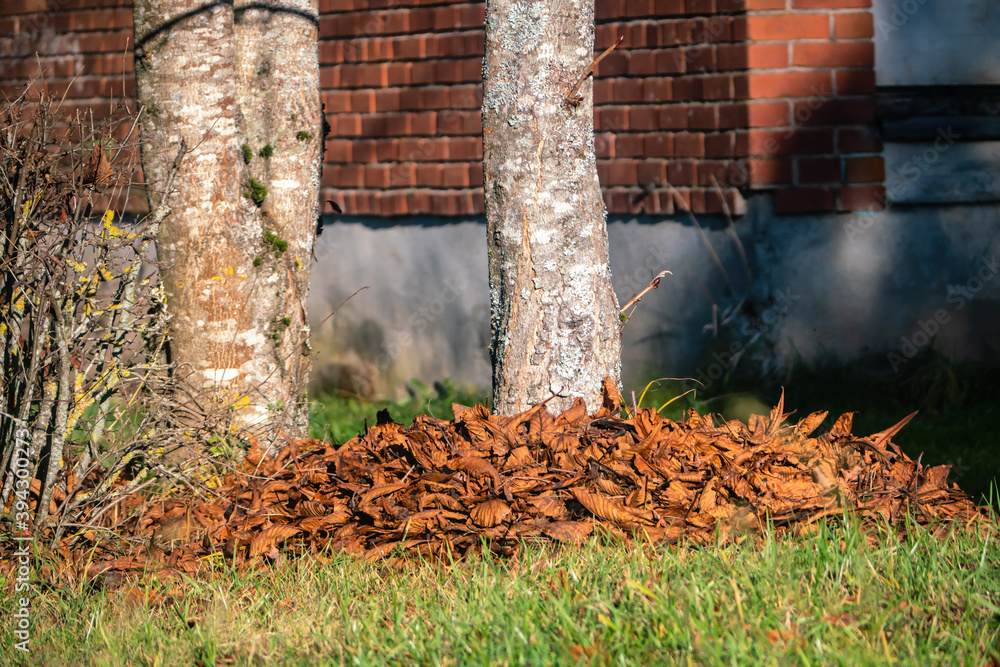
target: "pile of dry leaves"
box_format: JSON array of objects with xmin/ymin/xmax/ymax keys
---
[{"xmin": 55, "ymin": 380, "xmax": 989, "ymax": 578}]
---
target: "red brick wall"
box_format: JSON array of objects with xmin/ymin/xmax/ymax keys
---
[{"xmin": 1, "ymin": 0, "xmax": 884, "ymax": 217}]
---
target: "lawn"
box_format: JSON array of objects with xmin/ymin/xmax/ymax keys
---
[
  {"xmin": 3, "ymin": 359, "xmax": 998, "ymax": 665},
  {"xmin": 3, "ymin": 516, "xmax": 997, "ymax": 666}
]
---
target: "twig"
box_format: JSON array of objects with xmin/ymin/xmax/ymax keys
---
[
  {"xmin": 317, "ymin": 285, "xmax": 370, "ymax": 329},
  {"xmin": 564, "ymin": 35, "xmax": 624, "ymax": 106},
  {"xmin": 619, "ymin": 270, "xmax": 671, "ymax": 322},
  {"xmin": 669, "ymin": 185, "xmax": 734, "ymax": 295}
]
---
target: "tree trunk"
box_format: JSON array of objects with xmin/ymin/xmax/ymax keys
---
[
  {"xmin": 133, "ymin": 0, "xmax": 320, "ymax": 444},
  {"xmin": 482, "ymin": 0, "xmax": 621, "ymax": 415}
]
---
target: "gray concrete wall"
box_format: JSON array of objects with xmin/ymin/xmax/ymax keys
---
[
  {"xmin": 307, "ymin": 195, "xmax": 1000, "ymax": 400},
  {"xmin": 874, "ymin": 0, "xmax": 1000, "ymax": 86}
]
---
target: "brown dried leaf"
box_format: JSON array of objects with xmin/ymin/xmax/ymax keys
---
[
  {"xmin": 542, "ymin": 521, "xmax": 593, "ymax": 544},
  {"xmin": 470, "ymin": 499, "xmax": 511, "ymax": 528},
  {"xmin": 249, "ymin": 524, "xmax": 301, "ymax": 557}
]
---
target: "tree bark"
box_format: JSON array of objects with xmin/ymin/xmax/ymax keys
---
[
  {"xmin": 133, "ymin": 0, "xmax": 320, "ymax": 443},
  {"xmin": 482, "ymin": 0, "xmax": 621, "ymax": 415}
]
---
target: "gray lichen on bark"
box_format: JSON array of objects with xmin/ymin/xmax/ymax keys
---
[{"xmin": 483, "ymin": 0, "xmax": 622, "ymax": 415}]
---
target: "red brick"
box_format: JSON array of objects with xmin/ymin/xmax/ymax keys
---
[
  {"xmin": 705, "ymin": 131, "xmax": 736, "ymax": 157},
  {"xmin": 389, "ymin": 164, "xmax": 417, "ymax": 188},
  {"xmin": 451, "ymin": 84, "xmax": 482, "ymax": 109},
  {"xmin": 837, "ymin": 127, "xmax": 882, "ymax": 153},
  {"xmin": 339, "ymin": 165, "xmax": 365, "ymax": 189},
  {"xmin": 596, "ymin": 0, "xmax": 626, "ymax": 21},
  {"xmin": 698, "ymin": 160, "xmax": 730, "ymax": 186},
  {"xmin": 324, "ymin": 139, "xmax": 354, "ymax": 163},
  {"xmin": 747, "ymin": 14, "xmax": 829, "ymax": 41},
  {"xmin": 845, "ymin": 156, "xmax": 885, "ymax": 183},
  {"xmin": 447, "ymin": 137, "xmax": 482, "ymax": 161},
  {"xmin": 388, "ymin": 62, "xmax": 412, "ymax": 86},
  {"xmin": 660, "ymin": 106, "xmax": 688, "ymax": 129},
  {"xmin": 775, "ymin": 187, "xmax": 835, "ymax": 213},
  {"xmin": 616, "ymin": 134, "xmax": 646, "ymax": 157},
  {"xmin": 655, "ymin": 49, "xmax": 687, "ymax": 75},
  {"xmin": 615, "ymin": 78, "xmax": 645, "ymax": 103},
  {"xmin": 364, "ymin": 164, "xmax": 391, "ymax": 189},
  {"xmin": 626, "ymin": 22, "xmax": 657, "ymax": 48},
  {"xmin": 836, "ymin": 69, "xmax": 876, "ymax": 95},
  {"xmin": 700, "ymin": 75, "xmax": 732, "ymax": 100},
  {"xmin": 748, "ymin": 128, "xmax": 834, "ymax": 155},
  {"xmin": 717, "ymin": 44, "xmax": 748, "ymax": 70},
  {"xmin": 393, "ymin": 35, "xmax": 426, "ymax": 60},
  {"xmin": 654, "ymin": 0, "xmax": 686, "ymax": 16},
  {"xmin": 688, "ymin": 105, "xmax": 719, "ymax": 129},
  {"xmin": 719, "ymin": 103, "xmax": 749, "ymax": 128},
  {"xmin": 838, "ymin": 185, "xmax": 886, "ymax": 211},
  {"xmin": 441, "ymin": 164, "xmax": 470, "ymax": 188},
  {"xmin": 594, "ymin": 79, "xmax": 614, "ymax": 104},
  {"xmin": 667, "ymin": 160, "xmax": 697, "ymax": 186},
  {"xmin": 686, "ymin": 0, "xmax": 716, "ymax": 13},
  {"xmin": 595, "ymin": 132, "xmax": 614, "ymax": 158},
  {"xmin": 629, "ymin": 106, "xmax": 660, "ymax": 131},
  {"xmin": 381, "ymin": 192, "xmax": 411, "ymax": 216},
  {"xmin": 470, "ymin": 162, "xmax": 484, "ymax": 187},
  {"xmin": 660, "ymin": 19, "xmax": 692, "ymax": 45},
  {"xmin": 438, "ymin": 110, "xmax": 479, "ymax": 135},
  {"xmin": 637, "ymin": 160, "xmax": 668, "ymax": 186},
  {"xmin": 674, "ymin": 132, "xmax": 705, "ymax": 157},
  {"xmin": 597, "ymin": 106, "xmax": 628, "ymax": 131},
  {"xmin": 686, "ymin": 45, "xmax": 717, "ymax": 72},
  {"xmin": 798, "ymin": 157, "xmax": 841, "ymax": 183},
  {"xmin": 644, "ymin": 134, "xmax": 674, "ymax": 157},
  {"xmin": 644, "ymin": 77, "xmax": 672, "ymax": 101},
  {"xmin": 834, "ymin": 12, "xmax": 874, "ymax": 39},
  {"xmin": 412, "ymin": 111, "xmax": 438, "ymax": 135},
  {"xmin": 743, "ymin": 158, "xmax": 792, "ymax": 185},
  {"xmin": 744, "ymin": 0, "xmax": 787, "ymax": 8},
  {"xmin": 689, "ymin": 188, "xmax": 706, "ymax": 212},
  {"xmin": 628, "ymin": 50, "xmax": 659, "ymax": 76},
  {"xmin": 749, "ymin": 71, "xmax": 833, "ymax": 99},
  {"xmin": 691, "ymin": 16, "xmax": 729, "ymax": 43},
  {"xmin": 331, "ymin": 114, "xmax": 362, "ymax": 136},
  {"xmin": 598, "ymin": 50, "xmax": 629, "ymax": 77},
  {"xmin": 398, "ymin": 137, "xmax": 441, "ymax": 161},
  {"xmin": 793, "ymin": 42, "xmax": 874, "ymax": 68},
  {"xmin": 376, "ymin": 139, "xmax": 398, "ymax": 162},
  {"xmin": 792, "ymin": 0, "xmax": 870, "ymax": 7},
  {"xmin": 703, "ymin": 188, "xmax": 734, "ymax": 213},
  {"xmin": 747, "ymin": 101, "xmax": 791, "ymax": 127},
  {"xmin": 374, "ymin": 89, "xmax": 401, "ymax": 111},
  {"xmin": 626, "ymin": 0, "xmax": 656, "ymax": 17},
  {"xmin": 608, "ymin": 160, "xmax": 638, "ymax": 186}
]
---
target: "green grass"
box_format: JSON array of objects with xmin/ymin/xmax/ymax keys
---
[
  {"xmin": 309, "ymin": 379, "xmax": 484, "ymax": 445},
  {"xmin": 3, "ymin": 517, "xmax": 997, "ymax": 665}
]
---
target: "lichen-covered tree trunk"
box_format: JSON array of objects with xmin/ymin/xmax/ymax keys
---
[
  {"xmin": 483, "ymin": 0, "xmax": 621, "ymax": 415},
  {"xmin": 133, "ymin": 0, "xmax": 320, "ymax": 444}
]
